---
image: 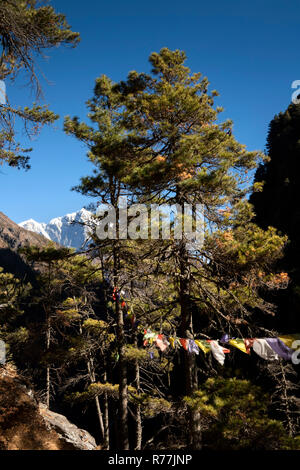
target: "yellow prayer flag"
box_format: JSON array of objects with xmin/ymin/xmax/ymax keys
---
[
  {"xmin": 229, "ymin": 339, "xmax": 248, "ymax": 354},
  {"xmin": 195, "ymin": 340, "xmax": 210, "ymax": 354},
  {"xmin": 279, "ymin": 335, "xmax": 300, "ymax": 350}
]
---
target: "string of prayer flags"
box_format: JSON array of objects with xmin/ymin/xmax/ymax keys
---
[
  {"xmin": 218, "ymin": 334, "xmax": 299, "ymax": 362},
  {"xmin": 112, "ymin": 288, "xmax": 119, "ymax": 301},
  {"xmin": 221, "ymin": 335, "xmax": 251, "ymax": 355},
  {"xmin": 221, "ymin": 334, "xmax": 292, "ymax": 360},
  {"xmin": 142, "ymin": 328, "xmax": 300, "ymax": 365},
  {"xmin": 113, "ymin": 290, "xmax": 300, "ymax": 364},
  {"xmin": 143, "ymin": 330, "xmax": 231, "ymax": 366},
  {"xmin": 112, "ymin": 288, "xmax": 137, "ymax": 327}
]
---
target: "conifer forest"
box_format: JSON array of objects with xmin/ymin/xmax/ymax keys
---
[{"xmin": 0, "ymin": 0, "xmax": 299, "ymax": 454}]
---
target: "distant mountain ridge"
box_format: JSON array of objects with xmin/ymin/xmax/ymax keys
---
[{"xmin": 19, "ymin": 209, "xmax": 93, "ymax": 251}]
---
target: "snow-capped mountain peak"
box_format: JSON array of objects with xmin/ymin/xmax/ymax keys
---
[
  {"xmin": 19, "ymin": 209, "xmax": 93, "ymax": 250},
  {"xmin": 19, "ymin": 219, "xmax": 51, "ymax": 240}
]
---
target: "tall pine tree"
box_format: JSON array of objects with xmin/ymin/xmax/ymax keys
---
[
  {"xmin": 250, "ymin": 102, "xmax": 300, "ymax": 330},
  {"xmin": 64, "ymin": 49, "xmax": 288, "ymax": 449}
]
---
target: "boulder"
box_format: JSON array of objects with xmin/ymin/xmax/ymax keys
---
[
  {"xmin": 39, "ymin": 404, "xmax": 96, "ymax": 451},
  {"xmin": 0, "ymin": 365, "xmax": 97, "ymax": 450}
]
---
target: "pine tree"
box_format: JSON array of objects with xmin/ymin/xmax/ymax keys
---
[
  {"xmin": 64, "ymin": 75, "xmax": 139, "ymax": 449},
  {"xmin": 249, "ymin": 102, "xmax": 300, "ymax": 436},
  {"xmin": 250, "ymin": 102, "xmax": 300, "ymax": 328},
  {"xmin": 184, "ymin": 377, "xmax": 300, "ymax": 450},
  {"xmin": 17, "ymin": 243, "xmax": 113, "ymax": 443},
  {"xmin": 52, "ymin": 254, "xmax": 111, "ymax": 448},
  {"xmin": 19, "ymin": 244, "xmax": 74, "ymax": 407},
  {"xmin": 105, "ymin": 48, "xmax": 288, "ymax": 448},
  {"xmin": 0, "ymin": 267, "xmax": 30, "ymax": 363},
  {"xmin": 64, "ymin": 48, "xmax": 288, "ymax": 449}
]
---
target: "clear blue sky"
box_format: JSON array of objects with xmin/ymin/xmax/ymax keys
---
[{"xmin": 1, "ymin": 0, "xmax": 300, "ymax": 224}]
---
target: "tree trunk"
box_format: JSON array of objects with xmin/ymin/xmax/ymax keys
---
[
  {"xmin": 134, "ymin": 334, "xmax": 142, "ymax": 450},
  {"xmin": 46, "ymin": 312, "xmax": 51, "ymax": 409},
  {"xmin": 280, "ymin": 362, "xmax": 294, "ymax": 436},
  {"xmin": 178, "ymin": 237, "xmax": 202, "ymax": 449},
  {"xmin": 114, "ymin": 244, "xmax": 129, "ymax": 450},
  {"xmin": 46, "ymin": 365, "xmax": 50, "ymax": 409},
  {"xmin": 103, "ymin": 368, "xmax": 110, "ymax": 450},
  {"xmin": 95, "ymin": 396, "xmax": 105, "ymax": 441},
  {"xmin": 87, "ymin": 357, "xmax": 105, "ymax": 441}
]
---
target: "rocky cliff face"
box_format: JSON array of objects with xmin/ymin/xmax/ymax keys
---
[
  {"xmin": 0, "ymin": 365, "xmax": 97, "ymax": 450},
  {"xmin": 0, "ymin": 211, "xmax": 52, "ymax": 280},
  {"xmin": 0, "ymin": 212, "xmax": 49, "ymax": 251}
]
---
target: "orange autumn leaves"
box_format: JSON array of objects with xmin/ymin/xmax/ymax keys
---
[
  {"xmin": 213, "ymin": 224, "xmax": 287, "ymax": 266},
  {"xmin": 262, "ymin": 271, "xmax": 289, "ymax": 289},
  {"xmin": 155, "ymin": 154, "xmax": 194, "ymax": 181},
  {"xmin": 215, "ymin": 230, "xmax": 234, "ymax": 249},
  {"xmin": 213, "ymin": 226, "xmax": 289, "ymax": 291},
  {"xmin": 218, "ymin": 207, "xmax": 232, "ymax": 219}
]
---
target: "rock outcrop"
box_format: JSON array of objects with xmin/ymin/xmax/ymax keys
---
[
  {"xmin": 0, "ymin": 212, "xmax": 49, "ymax": 251},
  {"xmin": 0, "ymin": 365, "xmax": 97, "ymax": 450},
  {"xmin": 0, "ymin": 211, "xmax": 52, "ymax": 280},
  {"xmin": 39, "ymin": 404, "xmax": 96, "ymax": 451}
]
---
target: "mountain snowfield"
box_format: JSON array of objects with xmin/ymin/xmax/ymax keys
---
[{"xmin": 19, "ymin": 208, "xmax": 93, "ymax": 251}]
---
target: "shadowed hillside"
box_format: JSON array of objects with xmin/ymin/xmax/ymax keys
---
[
  {"xmin": 0, "ymin": 212, "xmax": 54, "ymax": 281},
  {"xmin": 0, "ymin": 365, "xmax": 97, "ymax": 450}
]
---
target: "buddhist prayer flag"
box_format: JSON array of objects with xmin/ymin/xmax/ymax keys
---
[
  {"xmin": 188, "ymin": 340, "xmax": 200, "ymax": 355},
  {"xmin": 220, "ymin": 334, "xmax": 230, "ymax": 344},
  {"xmin": 266, "ymin": 338, "xmax": 293, "ymax": 361},
  {"xmin": 195, "ymin": 339, "xmax": 211, "ymax": 354},
  {"xmin": 244, "ymin": 338, "xmax": 254, "ymax": 355},
  {"xmin": 278, "ymin": 335, "xmax": 300, "ymax": 350},
  {"xmin": 253, "ymin": 339, "xmax": 279, "ymax": 361},
  {"xmin": 144, "ymin": 330, "xmax": 157, "ymax": 341},
  {"xmin": 229, "ymin": 338, "xmax": 248, "ymax": 354},
  {"xmin": 179, "ymin": 338, "xmax": 189, "ymax": 351},
  {"xmin": 143, "ymin": 330, "xmax": 157, "ymax": 346},
  {"xmin": 156, "ymin": 335, "xmax": 170, "ymax": 352},
  {"xmin": 210, "ymin": 341, "xmax": 226, "ymax": 365}
]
